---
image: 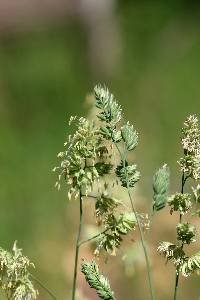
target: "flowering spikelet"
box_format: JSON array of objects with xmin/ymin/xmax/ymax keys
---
[
  {"xmin": 94, "ymin": 85, "xmax": 141, "ymax": 189},
  {"xmin": 81, "ymin": 260, "xmax": 116, "ymax": 300},
  {"xmin": 157, "ymin": 242, "xmax": 175, "ymax": 258},
  {"xmin": 95, "ymin": 212, "xmax": 136, "ymax": 256},
  {"xmin": 167, "ymin": 193, "xmax": 192, "ymax": 215},
  {"xmin": 178, "ymin": 115, "xmax": 200, "ymax": 180},
  {"xmin": 0, "ymin": 242, "xmax": 38, "ymax": 300},
  {"xmin": 157, "ymin": 242, "xmax": 185, "ymax": 266},
  {"xmin": 180, "ymin": 252, "xmax": 200, "ymax": 277},
  {"xmin": 153, "ymin": 164, "xmax": 170, "ymax": 212},
  {"xmin": 94, "ymin": 85, "xmax": 122, "ymax": 127},
  {"xmin": 54, "ymin": 117, "xmax": 112, "ymax": 199},
  {"xmin": 176, "ymin": 223, "xmax": 196, "ymax": 244},
  {"xmin": 192, "ymin": 184, "xmax": 200, "ymax": 203}
]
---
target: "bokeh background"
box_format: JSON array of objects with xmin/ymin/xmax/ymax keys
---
[{"xmin": 0, "ymin": 1, "xmax": 200, "ymax": 299}]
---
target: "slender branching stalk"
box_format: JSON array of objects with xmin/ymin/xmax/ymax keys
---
[
  {"xmin": 79, "ymin": 229, "xmax": 109, "ymax": 247},
  {"xmin": 30, "ymin": 274, "xmax": 58, "ymax": 300},
  {"xmin": 173, "ymin": 172, "xmax": 186, "ymax": 300},
  {"xmin": 115, "ymin": 142, "xmax": 155, "ymax": 300},
  {"xmin": 128, "ymin": 188, "xmax": 155, "ymax": 300},
  {"xmin": 72, "ymin": 191, "xmax": 83, "ymax": 300}
]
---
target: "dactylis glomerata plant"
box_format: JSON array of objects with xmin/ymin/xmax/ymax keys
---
[
  {"xmin": 54, "ymin": 85, "xmax": 155, "ymax": 300},
  {"xmin": 156, "ymin": 115, "xmax": 200, "ymax": 300},
  {"xmin": 1, "ymin": 86, "xmax": 199, "ymax": 300}
]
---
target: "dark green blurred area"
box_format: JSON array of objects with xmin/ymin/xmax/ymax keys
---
[{"xmin": 0, "ymin": 1, "xmax": 200, "ymax": 299}]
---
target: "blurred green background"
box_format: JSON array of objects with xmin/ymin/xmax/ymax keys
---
[{"xmin": 0, "ymin": 1, "xmax": 200, "ymax": 299}]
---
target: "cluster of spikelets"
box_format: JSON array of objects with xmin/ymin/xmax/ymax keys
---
[
  {"xmin": 54, "ymin": 85, "xmax": 142, "ymax": 258},
  {"xmin": 156, "ymin": 115, "xmax": 200, "ymax": 278},
  {"xmin": 152, "ymin": 164, "xmax": 170, "ymax": 213},
  {"xmin": 178, "ymin": 115, "xmax": 200, "ymax": 180},
  {"xmin": 0, "ymin": 242, "xmax": 38, "ymax": 300},
  {"xmin": 94, "ymin": 85, "xmax": 140, "ymax": 189},
  {"xmin": 93, "ymin": 86, "xmax": 142, "ymax": 255},
  {"xmin": 95, "ymin": 212, "xmax": 136, "ymax": 256},
  {"xmin": 168, "ymin": 193, "xmax": 192, "ymax": 215},
  {"xmin": 53, "ymin": 116, "xmax": 107, "ymax": 199},
  {"xmin": 157, "ymin": 243, "xmax": 200, "ymax": 277},
  {"xmin": 81, "ymin": 261, "xmax": 115, "ymax": 300}
]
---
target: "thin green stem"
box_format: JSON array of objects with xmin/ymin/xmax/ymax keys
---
[
  {"xmin": 79, "ymin": 229, "xmax": 109, "ymax": 247},
  {"xmin": 173, "ymin": 172, "xmax": 186, "ymax": 300},
  {"xmin": 72, "ymin": 191, "xmax": 83, "ymax": 300},
  {"xmin": 173, "ymin": 271, "xmax": 180, "ymax": 300},
  {"xmin": 147, "ymin": 205, "xmax": 155, "ymax": 238},
  {"xmin": 30, "ymin": 274, "xmax": 58, "ymax": 300},
  {"xmin": 82, "ymin": 194, "xmax": 98, "ymax": 199},
  {"xmin": 114, "ymin": 142, "xmax": 155, "ymax": 300},
  {"xmin": 127, "ymin": 188, "xmax": 155, "ymax": 300}
]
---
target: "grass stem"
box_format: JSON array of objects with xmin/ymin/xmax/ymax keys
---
[
  {"xmin": 173, "ymin": 172, "xmax": 186, "ymax": 300},
  {"xmin": 79, "ymin": 229, "xmax": 108, "ymax": 247},
  {"xmin": 114, "ymin": 142, "xmax": 155, "ymax": 300},
  {"xmin": 30, "ymin": 274, "xmax": 58, "ymax": 300},
  {"xmin": 72, "ymin": 191, "xmax": 83, "ymax": 300}
]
